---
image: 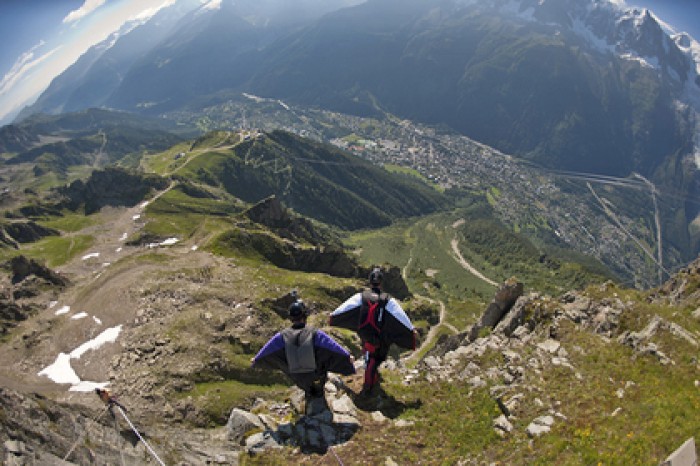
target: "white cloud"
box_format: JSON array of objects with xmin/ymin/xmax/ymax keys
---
[
  {"xmin": 63, "ymin": 0, "xmax": 108, "ymax": 24},
  {"xmin": 133, "ymin": 0, "xmax": 177, "ymax": 21},
  {"xmin": 0, "ymin": 41, "xmax": 56, "ymax": 97},
  {"xmin": 0, "ymin": 0, "xmax": 192, "ymax": 124},
  {"xmin": 203, "ymin": 0, "xmax": 222, "ymax": 11}
]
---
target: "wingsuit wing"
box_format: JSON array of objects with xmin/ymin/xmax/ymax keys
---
[
  {"xmin": 252, "ymin": 330, "xmax": 355, "ymax": 376},
  {"xmin": 314, "ymin": 330, "xmax": 355, "ymax": 376},
  {"xmin": 380, "ymin": 299, "xmax": 416, "ymax": 350},
  {"xmin": 251, "ymin": 333, "xmax": 288, "ymax": 372},
  {"xmin": 328, "ymin": 293, "xmax": 363, "ymax": 331}
]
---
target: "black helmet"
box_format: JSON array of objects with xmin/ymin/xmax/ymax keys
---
[
  {"xmin": 288, "ymin": 300, "xmax": 307, "ymax": 319},
  {"xmin": 368, "ymin": 267, "xmax": 383, "ymax": 286}
]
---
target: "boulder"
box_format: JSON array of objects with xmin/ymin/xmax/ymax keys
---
[{"xmin": 226, "ymin": 408, "xmax": 264, "ymax": 444}]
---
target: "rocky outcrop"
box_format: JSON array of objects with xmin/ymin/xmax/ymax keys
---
[
  {"xmin": 239, "ymin": 376, "xmax": 366, "ymax": 455},
  {"xmin": 59, "ymin": 167, "xmax": 168, "ymax": 214},
  {"xmin": 0, "ymin": 300, "xmax": 37, "ymax": 336},
  {"xmin": 9, "ymin": 255, "xmax": 69, "ymax": 286},
  {"xmin": 220, "ymin": 229, "xmax": 360, "ymax": 278},
  {"xmin": 415, "ymin": 280, "xmax": 700, "ymax": 441},
  {"xmin": 426, "ymin": 278, "xmax": 524, "ymax": 359},
  {"xmin": 0, "ymin": 124, "xmax": 38, "ymax": 153},
  {"xmin": 648, "ymin": 257, "xmax": 700, "ymax": 306},
  {"xmin": 467, "ymin": 277, "xmax": 523, "ymax": 341},
  {"xmin": 0, "ymin": 387, "xmax": 150, "ymax": 465},
  {"xmin": 1, "ymin": 221, "xmax": 59, "ymax": 245},
  {"xmin": 246, "ymin": 196, "xmax": 332, "ymax": 246},
  {"xmin": 0, "ymin": 256, "xmax": 69, "ymax": 336}
]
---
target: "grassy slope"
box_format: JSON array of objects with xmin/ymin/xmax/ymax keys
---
[
  {"xmin": 248, "ymin": 283, "xmax": 700, "ymax": 465},
  {"xmin": 4, "ymin": 128, "xmax": 696, "ymax": 464},
  {"xmin": 346, "ymin": 203, "xmax": 612, "ymax": 303}
]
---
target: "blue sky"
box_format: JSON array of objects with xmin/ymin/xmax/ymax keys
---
[
  {"xmin": 0, "ymin": 0, "xmax": 185, "ymax": 124},
  {"xmin": 0, "ymin": 0, "xmax": 698, "ymax": 125}
]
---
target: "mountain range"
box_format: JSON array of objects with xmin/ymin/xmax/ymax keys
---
[
  {"xmin": 12, "ymin": 0, "xmax": 700, "ymax": 273},
  {"xmin": 19, "ymin": 0, "xmax": 700, "ymax": 172}
]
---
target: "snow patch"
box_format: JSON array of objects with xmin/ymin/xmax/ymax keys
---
[
  {"xmin": 120, "ymin": 233, "xmax": 128, "ymax": 241},
  {"xmin": 572, "ymin": 17, "xmax": 614, "ymax": 54},
  {"xmin": 69, "ymin": 381, "xmax": 109, "ymax": 392},
  {"xmin": 191, "ymin": 245, "xmax": 199, "ymax": 251},
  {"xmin": 132, "ymin": 214, "xmax": 141, "ymax": 220},
  {"xmin": 620, "ymin": 53, "xmax": 658, "ymax": 69},
  {"xmin": 93, "ymin": 316, "xmax": 102, "ymax": 325},
  {"xmin": 70, "ymin": 325, "xmax": 123, "ymax": 359},
  {"xmin": 81, "ymin": 252, "xmax": 100, "ymax": 260},
  {"xmin": 71, "ymin": 312, "xmax": 88, "ymax": 320},
  {"xmin": 55, "ymin": 305, "xmax": 71, "ymax": 316},
  {"xmin": 49, "ymin": 301, "xmax": 58, "ymax": 308},
  {"xmin": 147, "ymin": 237, "xmax": 179, "ymax": 248},
  {"xmin": 116, "ymin": 247, "xmax": 123, "ymax": 253},
  {"xmin": 38, "ymin": 353, "xmax": 80, "ymax": 385},
  {"xmin": 38, "ymin": 325, "xmax": 120, "ymax": 390}
]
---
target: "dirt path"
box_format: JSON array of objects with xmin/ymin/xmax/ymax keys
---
[
  {"xmin": 1, "ymin": 181, "xmax": 218, "ymax": 396},
  {"xmin": 450, "ymin": 238, "xmax": 498, "ymax": 287},
  {"xmin": 405, "ymin": 296, "xmax": 457, "ymax": 364}
]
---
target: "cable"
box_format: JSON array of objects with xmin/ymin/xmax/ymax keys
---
[{"xmin": 115, "ymin": 405, "xmax": 166, "ymax": 466}]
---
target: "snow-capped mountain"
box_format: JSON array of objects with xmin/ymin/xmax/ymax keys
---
[
  {"xmin": 484, "ymin": 0, "xmax": 700, "ymax": 165},
  {"xmin": 15, "ymin": 0, "xmax": 700, "ymax": 177},
  {"xmin": 510, "ymin": 0, "xmax": 700, "ymax": 104}
]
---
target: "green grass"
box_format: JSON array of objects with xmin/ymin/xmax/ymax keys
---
[
  {"xmin": 496, "ymin": 318, "xmax": 700, "ymax": 465},
  {"xmin": 443, "ymin": 297, "xmax": 483, "ymax": 331},
  {"xmin": 140, "ymin": 188, "xmax": 239, "ymax": 240},
  {"xmin": 15, "ymin": 234, "xmax": 94, "ymax": 267},
  {"xmin": 346, "ymin": 212, "xmax": 500, "ymax": 301},
  {"xmin": 141, "ymin": 142, "xmax": 194, "ymax": 175},
  {"xmin": 178, "ymin": 380, "xmax": 289, "ymax": 426},
  {"xmin": 37, "ymin": 212, "xmax": 97, "ymax": 232}
]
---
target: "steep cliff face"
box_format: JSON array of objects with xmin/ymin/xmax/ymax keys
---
[{"xmin": 58, "ymin": 167, "xmax": 169, "ymax": 214}]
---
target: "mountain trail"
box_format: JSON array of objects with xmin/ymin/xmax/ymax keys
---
[
  {"xmin": 405, "ymin": 296, "xmax": 454, "ymax": 364},
  {"xmin": 450, "ymin": 238, "xmax": 498, "ymax": 287}
]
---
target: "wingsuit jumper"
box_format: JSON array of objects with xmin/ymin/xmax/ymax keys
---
[
  {"xmin": 329, "ymin": 267, "xmax": 417, "ymax": 395},
  {"xmin": 252, "ymin": 299, "xmax": 355, "ymax": 401}
]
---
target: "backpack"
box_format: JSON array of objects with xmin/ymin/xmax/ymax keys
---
[
  {"xmin": 281, "ymin": 326, "xmax": 316, "ymax": 374},
  {"xmin": 357, "ymin": 289, "xmax": 389, "ymax": 350}
]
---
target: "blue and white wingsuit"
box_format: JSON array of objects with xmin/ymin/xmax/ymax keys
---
[{"xmin": 252, "ymin": 322, "xmax": 355, "ymax": 395}]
